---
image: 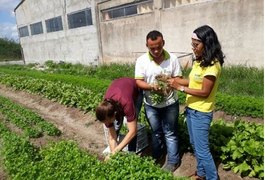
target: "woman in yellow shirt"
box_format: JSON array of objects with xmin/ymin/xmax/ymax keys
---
[{"xmin": 168, "ymin": 25, "xmax": 224, "ymax": 180}]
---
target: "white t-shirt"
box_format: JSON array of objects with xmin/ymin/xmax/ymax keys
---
[{"xmin": 135, "ymin": 50, "xmax": 182, "ymax": 108}]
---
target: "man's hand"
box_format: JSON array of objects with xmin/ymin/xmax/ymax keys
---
[{"xmin": 153, "ymin": 83, "xmax": 162, "ymax": 91}]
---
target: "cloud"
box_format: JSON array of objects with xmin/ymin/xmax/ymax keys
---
[
  {"xmin": 0, "ymin": 0, "xmax": 20, "ymax": 41},
  {"xmin": 0, "ymin": 0, "xmax": 19, "ymax": 19},
  {"xmin": 0, "ymin": 23, "xmax": 19, "ymax": 41},
  {"xmin": 0, "ymin": 0, "xmax": 20, "ymax": 12}
]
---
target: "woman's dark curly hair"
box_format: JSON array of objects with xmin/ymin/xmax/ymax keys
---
[{"xmin": 194, "ymin": 25, "xmax": 225, "ymax": 67}]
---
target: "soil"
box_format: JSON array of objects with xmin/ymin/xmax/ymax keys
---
[{"xmin": 0, "ymin": 85, "xmax": 262, "ymax": 180}]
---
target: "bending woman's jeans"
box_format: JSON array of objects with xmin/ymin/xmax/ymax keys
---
[
  {"xmin": 186, "ymin": 107, "xmax": 218, "ymax": 180},
  {"xmin": 145, "ymin": 101, "xmax": 180, "ymax": 165},
  {"xmin": 114, "ymin": 90, "xmax": 143, "ymax": 152}
]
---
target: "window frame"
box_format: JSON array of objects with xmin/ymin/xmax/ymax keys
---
[
  {"xmin": 67, "ymin": 8, "xmax": 93, "ymax": 29},
  {"xmin": 18, "ymin": 26, "xmax": 29, "ymax": 37},
  {"xmin": 30, "ymin": 21, "xmax": 43, "ymax": 35},
  {"xmin": 45, "ymin": 16, "xmax": 63, "ymax": 33},
  {"xmin": 101, "ymin": 0, "xmax": 153, "ymax": 21}
]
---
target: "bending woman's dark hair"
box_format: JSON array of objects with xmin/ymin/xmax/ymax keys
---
[
  {"xmin": 194, "ymin": 25, "xmax": 225, "ymax": 67},
  {"xmin": 95, "ymin": 99, "xmax": 123, "ymax": 122}
]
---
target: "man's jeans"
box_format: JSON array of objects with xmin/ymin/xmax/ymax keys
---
[
  {"xmin": 186, "ymin": 107, "xmax": 218, "ymax": 180},
  {"xmin": 145, "ymin": 101, "xmax": 180, "ymax": 165}
]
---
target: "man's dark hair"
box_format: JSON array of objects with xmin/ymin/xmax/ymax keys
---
[{"xmin": 146, "ymin": 30, "xmax": 163, "ymax": 41}]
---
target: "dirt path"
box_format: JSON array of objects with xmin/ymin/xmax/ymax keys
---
[
  {"xmin": 0, "ymin": 85, "xmax": 106, "ymax": 157},
  {"xmin": 0, "ymin": 85, "xmax": 260, "ymax": 180}
]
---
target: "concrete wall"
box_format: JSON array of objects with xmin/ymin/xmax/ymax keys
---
[
  {"xmin": 160, "ymin": 0, "xmax": 264, "ymax": 67},
  {"xmin": 97, "ymin": 0, "xmax": 264, "ymax": 67},
  {"xmin": 16, "ymin": 0, "xmax": 263, "ymax": 68},
  {"xmin": 15, "ymin": 0, "xmax": 99, "ymax": 65}
]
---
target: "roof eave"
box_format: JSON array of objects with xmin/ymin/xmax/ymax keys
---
[{"xmin": 14, "ymin": 0, "xmax": 25, "ymax": 12}]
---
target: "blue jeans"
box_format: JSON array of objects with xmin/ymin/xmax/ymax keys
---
[
  {"xmin": 114, "ymin": 90, "xmax": 143, "ymax": 152},
  {"xmin": 186, "ymin": 107, "xmax": 218, "ymax": 180},
  {"xmin": 145, "ymin": 101, "xmax": 180, "ymax": 165}
]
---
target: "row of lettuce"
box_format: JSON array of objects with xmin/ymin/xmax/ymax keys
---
[
  {"xmin": 0, "ymin": 127, "xmax": 177, "ymax": 180},
  {"xmin": 0, "ymin": 66, "xmax": 263, "ymax": 118},
  {"xmin": 0, "ymin": 92, "xmax": 263, "ymax": 179},
  {"xmin": 0, "ymin": 95, "xmax": 60, "ymax": 137},
  {"xmin": 0, "ymin": 94, "xmax": 179, "ymax": 180}
]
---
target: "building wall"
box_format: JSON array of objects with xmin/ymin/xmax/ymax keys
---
[
  {"xmin": 15, "ymin": 0, "xmax": 99, "ymax": 65},
  {"xmin": 160, "ymin": 0, "xmax": 264, "ymax": 67},
  {"xmin": 97, "ymin": 0, "xmax": 264, "ymax": 67},
  {"xmin": 16, "ymin": 0, "xmax": 264, "ymax": 67}
]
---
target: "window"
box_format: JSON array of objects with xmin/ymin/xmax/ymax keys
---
[
  {"xmin": 45, "ymin": 16, "xmax": 63, "ymax": 33},
  {"xmin": 30, "ymin": 22, "xmax": 43, "ymax": 35},
  {"xmin": 125, "ymin": 5, "xmax": 138, "ymax": 16},
  {"xmin": 163, "ymin": 0, "xmax": 206, "ymax": 9},
  {"xmin": 112, "ymin": 8, "xmax": 125, "ymax": 18},
  {"xmin": 106, "ymin": 5, "xmax": 138, "ymax": 19},
  {"xmin": 18, "ymin": 26, "xmax": 29, "ymax": 37},
  {"xmin": 101, "ymin": 0, "xmax": 153, "ymax": 21},
  {"xmin": 68, "ymin": 8, "xmax": 92, "ymax": 29}
]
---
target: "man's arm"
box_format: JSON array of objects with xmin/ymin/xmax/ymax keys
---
[
  {"xmin": 136, "ymin": 79, "xmax": 162, "ymax": 91},
  {"xmin": 136, "ymin": 79, "xmax": 152, "ymax": 90},
  {"xmin": 172, "ymin": 76, "xmax": 189, "ymax": 86}
]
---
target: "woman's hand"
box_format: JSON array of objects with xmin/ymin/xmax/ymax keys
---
[
  {"xmin": 104, "ymin": 154, "xmax": 111, "ymax": 161},
  {"xmin": 167, "ymin": 78, "xmax": 181, "ymax": 90}
]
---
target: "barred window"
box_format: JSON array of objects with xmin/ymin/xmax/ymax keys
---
[
  {"xmin": 18, "ymin": 26, "xmax": 29, "ymax": 37},
  {"xmin": 101, "ymin": 0, "xmax": 153, "ymax": 21},
  {"xmin": 45, "ymin": 16, "xmax": 63, "ymax": 33},
  {"xmin": 68, "ymin": 8, "xmax": 92, "ymax": 29},
  {"xmin": 30, "ymin": 22, "xmax": 43, "ymax": 35}
]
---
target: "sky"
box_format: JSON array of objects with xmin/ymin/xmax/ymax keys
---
[{"xmin": 0, "ymin": 0, "xmax": 21, "ymax": 41}]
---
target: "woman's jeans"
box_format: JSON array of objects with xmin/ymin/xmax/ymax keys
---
[
  {"xmin": 114, "ymin": 90, "xmax": 143, "ymax": 152},
  {"xmin": 145, "ymin": 101, "xmax": 180, "ymax": 165},
  {"xmin": 186, "ymin": 107, "xmax": 218, "ymax": 180}
]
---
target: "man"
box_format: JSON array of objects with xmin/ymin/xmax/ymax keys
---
[
  {"xmin": 135, "ymin": 30, "xmax": 182, "ymax": 172},
  {"xmin": 96, "ymin": 77, "xmax": 142, "ymax": 155}
]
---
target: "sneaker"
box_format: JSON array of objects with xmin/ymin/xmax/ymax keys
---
[{"xmin": 162, "ymin": 163, "xmax": 180, "ymax": 172}]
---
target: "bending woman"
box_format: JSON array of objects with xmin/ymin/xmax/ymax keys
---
[{"xmin": 96, "ymin": 77, "xmax": 142, "ymax": 155}]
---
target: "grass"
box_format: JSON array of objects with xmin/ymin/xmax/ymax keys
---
[
  {"xmin": 219, "ymin": 65, "xmax": 263, "ymax": 98},
  {"xmin": 43, "ymin": 61, "xmax": 264, "ymax": 99},
  {"xmin": 182, "ymin": 65, "xmax": 263, "ymax": 98},
  {"xmin": 0, "ymin": 61, "xmax": 263, "ymax": 99},
  {"xmin": 43, "ymin": 60, "xmax": 135, "ymax": 80}
]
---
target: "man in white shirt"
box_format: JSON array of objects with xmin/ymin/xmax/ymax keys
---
[{"xmin": 135, "ymin": 30, "xmax": 182, "ymax": 172}]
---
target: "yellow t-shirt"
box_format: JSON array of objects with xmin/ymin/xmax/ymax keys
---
[{"xmin": 186, "ymin": 60, "xmax": 221, "ymax": 112}]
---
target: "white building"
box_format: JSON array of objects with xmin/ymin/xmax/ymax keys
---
[
  {"xmin": 15, "ymin": 0, "xmax": 264, "ymax": 67},
  {"xmin": 15, "ymin": 0, "xmax": 99, "ymax": 65}
]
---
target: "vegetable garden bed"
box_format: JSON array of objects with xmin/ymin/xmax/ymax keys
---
[{"xmin": 0, "ymin": 63, "xmax": 263, "ymax": 179}]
